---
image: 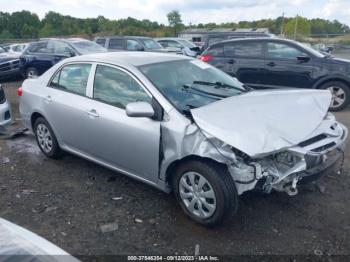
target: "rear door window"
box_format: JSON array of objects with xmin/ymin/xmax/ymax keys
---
[
  {"xmin": 49, "ymin": 64, "xmax": 92, "ymax": 96},
  {"xmin": 223, "ymin": 42, "xmax": 264, "ymax": 58},
  {"xmin": 27, "ymin": 41, "xmax": 49, "ymax": 54},
  {"xmin": 108, "ymin": 39, "xmax": 124, "ymax": 50},
  {"xmin": 93, "ymin": 65, "xmax": 151, "ymax": 109}
]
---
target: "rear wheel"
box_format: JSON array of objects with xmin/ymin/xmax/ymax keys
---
[
  {"xmin": 26, "ymin": 67, "xmax": 38, "ymax": 79},
  {"xmin": 172, "ymin": 160, "xmax": 238, "ymax": 226},
  {"xmin": 34, "ymin": 117, "xmax": 62, "ymax": 158},
  {"xmin": 320, "ymin": 81, "xmax": 350, "ymax": 111}
]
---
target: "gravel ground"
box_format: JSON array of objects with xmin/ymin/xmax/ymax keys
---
[{"xmin": 0, "ymin": 77, "xmax": 350, "ymax": 259}]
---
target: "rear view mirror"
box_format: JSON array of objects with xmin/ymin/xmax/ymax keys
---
[
  {"xmin": 126, "ymin": 102, "xmax": 154, "ymax": 118},
  {"xmin": 297, "ymin": 55, "xmax": 310, "ymax": 63}
]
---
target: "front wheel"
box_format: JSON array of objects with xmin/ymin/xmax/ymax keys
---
[
  {"xmin": 320, "ymin": 81, "xmax": 350, "ymax": 111},
  {"xmin": 172, "ymin": 160, "xmax": 238, "ymax": 227}
]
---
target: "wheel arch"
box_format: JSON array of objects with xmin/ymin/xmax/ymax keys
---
[
  {"xmin": 165, "ymin": 154, "xmax": 229, "ymax": 190},
  {"xmin": 313, "ymin": 76, "xmax": 350, "ymax": 89}
]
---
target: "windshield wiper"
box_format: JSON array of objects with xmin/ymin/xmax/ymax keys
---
[
  {"xmin": 193, "ymin": 81, "xmax": 249, "ymax": 92},
  {"xmin": 182, "ymin": 84, "xmax": 229, "ymax": 98}
]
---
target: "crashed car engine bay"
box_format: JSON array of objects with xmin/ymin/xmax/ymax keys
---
[{"xmin": 17, "ymin": 52, "xmax": 347, "ymax": 226}]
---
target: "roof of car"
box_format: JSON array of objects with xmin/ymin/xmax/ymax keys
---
[
  {"xmin": 155, "ymin": 38, "xmax": 187, "ymax": 41},
  {"xmin": 210, "ymin": 37, "xmax": 295, "ymax": 46},
  {"xmin": 67, "ymin": 52, "xmax": 191, "ymax": 67},
  {"xmin": 95, "ymin": 36, "xmax": 153, "ymax": 40}
]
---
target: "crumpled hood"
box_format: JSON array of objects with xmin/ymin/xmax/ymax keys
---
[{"xmin": 191, "ymin": 89, "xmax": 332, "ymax": 157}]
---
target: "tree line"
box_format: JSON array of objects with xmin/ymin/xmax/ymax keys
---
[{"xmin": 0, "ymin": 10, "xmax": 349, "ymax": 40}]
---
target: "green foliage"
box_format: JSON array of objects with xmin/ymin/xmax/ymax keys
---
[
  {"xmin": 284, "ymin": 16, "xmax": 311, "ymax": 37},
  {"xmin": 0, "ymin": 10, "xmax": 349, "ymax": 40},
  {"xmin": 167, "ymin": 10, "xmax": 183, "ymax": 36}
]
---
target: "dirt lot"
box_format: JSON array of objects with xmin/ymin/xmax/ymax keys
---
[{"xmin": 0, "ymin": 78, "xmax": 350, "ymax": 259}]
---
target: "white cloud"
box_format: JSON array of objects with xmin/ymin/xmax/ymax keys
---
[{"xmin": 0, "ymin": 0, "xmax": 349, "ymax": 26}]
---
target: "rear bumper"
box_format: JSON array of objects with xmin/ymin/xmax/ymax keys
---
[{"xmin": 0, "ymin": 100, "xmax": 13, "ymax": 126}]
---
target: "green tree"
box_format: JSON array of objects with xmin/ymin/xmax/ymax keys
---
[
  {"xmin": 284, "ymin": 16, "xmax": 311, "ymax": 38},
  {"xmin": 167, "ymin": 10, "xmax": 182, "ymax": 36}
]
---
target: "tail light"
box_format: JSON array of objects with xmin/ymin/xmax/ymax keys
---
[
  {"xmin": 199, "ymin": 54, "xmax": 212, "ymax": 62},
  {"xmin": 17, "ymin": 87, "xmax": 23, "ymax": 97}
]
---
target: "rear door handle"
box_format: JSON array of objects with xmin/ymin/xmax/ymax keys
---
[
  {"xmin": 266, "ymin": 62, "xmax": 276, "ymax": 67},
  {"xmin": 44, "ymin": 95, "xmax": 52, "ymax": 103},
  {"xmin": 87, "ymin": 109, "xmax": 99, "ymax": 118},
  {"xmin": 226, "ymin": 59, "xmax": 235, "ymax": 64}
]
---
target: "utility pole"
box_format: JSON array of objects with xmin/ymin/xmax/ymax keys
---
[
  {"xmin": 294, "ymin": 15, "xmax": 298, "ymax": 40},
  {"xmin": 280, "ymin": 12, "xmax": 285, "ymax": 36}
]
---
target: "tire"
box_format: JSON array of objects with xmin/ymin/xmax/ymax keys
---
[
  {"xmin": 34, "ymin": 117, "xmax": 62, "ymax": 158},
  {"xmin": 26, "ymin": 67, "xmax": 39, "ymax": 79},
  {"xmin": 172, "ymin": 160, "xmax": 238, "ymax": 227},
  {"xmin": 319, "ymin": 81, "xmax": 350, "ymax": 111}
]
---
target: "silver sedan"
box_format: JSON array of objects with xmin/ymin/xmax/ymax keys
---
[{"xmin": 19, "ymin": 52, "xmax": 347, "ymax": 226}]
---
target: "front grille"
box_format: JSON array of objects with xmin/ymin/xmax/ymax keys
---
[
  {"xmin": 0, "ymin": 86, "xmax": 5, "ymax": 104},
  {"xmin": 0, "ymin": 59, "xmax": 20, "ymax": 72},
  {"xmin": 299, "ymin": 134, "xmax": 328, "ymax": 147}
]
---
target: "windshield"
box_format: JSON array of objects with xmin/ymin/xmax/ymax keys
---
[
  {"xmin": 139, "ymin": 39, "xmax": 162, "ymax": 50},
  {"xmin": 178, "ymin": 40, "xmax": 196, "ymax": 48},
  {"xmin": 139, "ymin": 59, "xmax": 246, "ymax": 114},
  {"xmin": 70, "ymin": 40, "xmax": 107, "ymax": 54}
]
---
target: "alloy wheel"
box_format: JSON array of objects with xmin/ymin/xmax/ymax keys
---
[
  {"xmin": 36, "ymin": 124, "xmax": 53, "ymax": 154},
  {"xmin": 328, "ymin": 86, "xmax": 346, "ymax": 109},
  {"xmin": 179, "ymin": 171, "xmax": 217, "ymax": 219}
]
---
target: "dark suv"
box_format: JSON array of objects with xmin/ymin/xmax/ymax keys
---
[
  {"xmin": 95, "ymin": 36, "xmax": 173, "ymax": 53},
  {"xmin": 200, "ymin": 38, "xmax": 350, "ymax": 111},
  {"xmin": 19, "ymin": 38, "xmax": 106, "ymax": 78}
]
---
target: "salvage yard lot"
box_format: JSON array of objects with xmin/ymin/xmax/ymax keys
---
[{"xmin": 1, "ymin": 79, "xmax": 350, "ymax": 256}]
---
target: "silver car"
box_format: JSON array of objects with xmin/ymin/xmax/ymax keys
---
[
  {"xmin": 19, "ymin": 52, "xmax": 347, "ymax": 226},
  {"xmin": 0, "ymin": 84, "xmax": 12, "ymax": 126},
  {"xmin": 155, "ymin": 38, "xmax": 201, "ymax": 57}
]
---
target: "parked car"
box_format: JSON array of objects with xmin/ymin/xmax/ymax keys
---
[
  {"xmin": 94, "ymin": 36, "xmax": 177, "ymax": 53},
  {"xmin": 0, "ymin": 217, "xmax": 79, "ymax": 261},
  {"xmin": 19, "ymin": 38, "xmax": 106, "ymax": 79},
  {"xmin": 19, "ymin": 52, "xmax": 347, "ymax": 226},
  {"xmin": 155, "ymin": 38, "xmax": 201, "ymax": 57},
  {"xmin": 200, "ymin": 38, "xmax": 350, "ymax": 111},
  {"xmin": 0, "ymin": 45, "xmax": 21, "ymax": 81},
  {"xmin": 0, "ymin": 84, "xmax": 12, "ymax": 126},
  {"xmin": 8, "ymin": 43, "xmax": 29, "ymax": 54}
]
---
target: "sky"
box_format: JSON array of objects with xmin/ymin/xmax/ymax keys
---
[{"xmin": 0, "ymin": 0, "xmax": 350, "ymax": 26}]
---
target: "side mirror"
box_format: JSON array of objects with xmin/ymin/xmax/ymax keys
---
[
  {"xmin": 126, "ymin": 101, "xmax": 154, "ymax": 118},
  {"xmin": 297, "ymin": 55, "xmax": 310, "ymax": 63}
]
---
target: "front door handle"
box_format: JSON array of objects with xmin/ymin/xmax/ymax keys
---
[
  {"xmin": 87, "ymin": 109, "xmax": 99, "ymax": 118},
  {"xmin": 226, "ymin": 59, "xmax": 235, "ymax": 64},
  {"xmin": 266, "ymin": 61, "xmax": 276, "ymax": 67},
  {"xmin": 44, "ymin": 95, "xmax": 52, "ymax": 103}
]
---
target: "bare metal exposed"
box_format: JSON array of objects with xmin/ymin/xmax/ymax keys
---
[{"xmin": 19, "ymin": 52, "xmax": 347, "ymax": 226}]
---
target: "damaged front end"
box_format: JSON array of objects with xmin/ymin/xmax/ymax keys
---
[{"xmin": 229, "ymin": 118, "xmax": 347, "ymax": 196}]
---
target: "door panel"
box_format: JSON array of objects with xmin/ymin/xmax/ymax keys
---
[
  {"xmin": 43, "ymin": 63, "xmax": 93, "ymax": 150},
  {"xmin": 85, "ymin": 64, "xmax": 161, "ymax": 182},
  {"xmin": 82, "ymin": 101, "xmax": 161, "ymax": 182},
  {"xmin": 264, "ymin": 42, "xmax": 314, "ymax": 88}
]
